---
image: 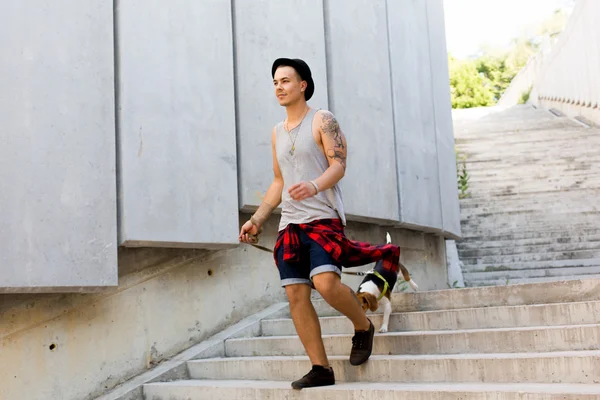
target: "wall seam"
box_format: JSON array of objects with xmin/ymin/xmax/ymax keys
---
[{"xmin": 384, "ymin": 0, "xmax": 403, "ymax": 223}]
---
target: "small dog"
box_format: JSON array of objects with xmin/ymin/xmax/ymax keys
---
[{"xmin": 350, "ymin": 233, "xmax": 418, "ymax": 333}]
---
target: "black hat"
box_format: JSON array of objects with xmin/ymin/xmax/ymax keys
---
[{"xmin": 271, "ymin": 58, "xmax": 315, "ymax": 101}]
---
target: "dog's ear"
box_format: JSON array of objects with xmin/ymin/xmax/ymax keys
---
[{"xmin": 361, "ymin": 292, "xmax": 379, "ymax": 312}]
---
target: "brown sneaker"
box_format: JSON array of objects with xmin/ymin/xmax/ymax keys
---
[
  {"xmin": 349, "ymin": 319, "xmax": 374, "ymax": 365},
  {"xmin": 291, "ymin": 365, "xmax": 335, "ymax": 390}
]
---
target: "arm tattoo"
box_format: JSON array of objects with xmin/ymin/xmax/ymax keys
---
[{"xmin": 321, "ymin": 112, "xmax": 347, "ymax": 169}]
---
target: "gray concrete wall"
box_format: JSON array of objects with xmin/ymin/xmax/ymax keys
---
[
  {"xmin": 426, "ymin": 0, "xmax": 462, "ymax": 237},
  {"xmin": 530, "ymin": 0, "xmax": 600, "ymax": 125},
  {"xmin": 1, "ymin": 0, "xmax": 460, "ymax": 293},
  {"xmin": 234, "ymin": 0, "xmax": 329, "ymax": 211},
  {"xmin": 0, "ymin": 216, "xmax": 447, "ymax": 400},
  {"xmin": 387, "ymin": 0, "xmax": 443, "ymax": 232},
  {"xmin": 0, "ymin": 1, "xmax": 118, "ymax": 291},
  {"xmin": 116, "ymin": 0, "xmax": 239, "ymax": 248},
  {"xmin": 236, "ymin": 0, "xmax": 460, "ymax": 235},
  {"xmin": 325, "ymin": 0, "xmax": 399, "ymax": 222}
]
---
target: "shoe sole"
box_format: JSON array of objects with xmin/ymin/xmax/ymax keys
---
[{"xmin": 291, "ymin": 381, "xmax": 335, "ymax": 390}]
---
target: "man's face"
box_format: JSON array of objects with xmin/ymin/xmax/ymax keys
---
[{"xmin": 273, "ymin": 66, "xmax": 306, "ymax": 106}]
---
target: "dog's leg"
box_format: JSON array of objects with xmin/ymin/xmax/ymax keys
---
[{"xmin": 378, "ymin": 296, "xmax": 392, "ymax": 333}]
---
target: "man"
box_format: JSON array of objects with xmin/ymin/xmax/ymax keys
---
[{"xmin": 239, "ymin": 58, "xmax": 400, "ymax": 390}]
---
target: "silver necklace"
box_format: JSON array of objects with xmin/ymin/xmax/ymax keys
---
[{"xmin": 285, "ymin": 107, "xmax": 310, "ymax": 156}]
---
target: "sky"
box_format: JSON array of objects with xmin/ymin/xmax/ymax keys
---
[{"xmin": 443, "ymin": 0, "xmax": 575, "ymax": 58}]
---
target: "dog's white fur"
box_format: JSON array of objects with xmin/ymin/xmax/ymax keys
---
[
  {"xmin": 358, "ymin": 281, "xmax": 381, "ymax": 298},
  {"xmin": 378, "ymin": 296, "xmax": 392, "ymax": 333}
]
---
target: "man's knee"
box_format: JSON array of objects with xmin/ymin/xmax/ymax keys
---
[
  {"xmin": 313, "ymin": 272, "xmax": 342, "ymax": 299},
  {"xmin": 285, "ymin": 283, "xmax": 312, "ymax": 305}
]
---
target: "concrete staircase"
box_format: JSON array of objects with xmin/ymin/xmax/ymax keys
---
[
  {"xmin": 143, "ymin": 278, "xmax": 600, "ymax": 399},
  {"xmin": 454, "ymin": 105, "xmax": 600, "ymax": 287}
]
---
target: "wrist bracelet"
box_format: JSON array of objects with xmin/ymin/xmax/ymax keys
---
[{"xmin": 309, "ymin": 180, "xmax": 319, "ymax": 194}]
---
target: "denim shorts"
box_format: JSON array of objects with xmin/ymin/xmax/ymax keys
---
[{"xmin": 276, "ymin": 229, "xmax": 342, "ymax": 287}]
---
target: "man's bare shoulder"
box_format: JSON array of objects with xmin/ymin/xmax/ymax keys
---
[
  {"xmin": 315, "ymin": 109, "xmax": 342, "ymax": 136},
  {"xmin": 315, "ymin": 109, "xmax": 336, "ymax": 122}
]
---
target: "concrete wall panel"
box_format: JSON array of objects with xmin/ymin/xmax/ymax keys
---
[
  {"xmin": 234, "ymin": 0, "xmax": 329, "ymax": 210},
  {"xmin": 324, "ymin": 0, "xmax": 400, "ymax": 222},
  {"xmin": 0, "ymin": 1, "xmax": 117, "ymax": 291},
  {"xmin": 387, "ymin": 0, "xmax": 444, "ymax": 231},
  {"xmin": 117, "ymin": 0, "xmax": 239, "ymax": 247},
  {"xmin": 426, "ymin": 0, "xmax": 461, "ymax": 237},
  {"xmin": 532, "ymin": 0, "xmax": 600, "ymax": 125}
]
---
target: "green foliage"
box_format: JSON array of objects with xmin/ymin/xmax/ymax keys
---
[
  {"xmin": 449, "ymin": 9, "xmax": 570, "ymax": 109},
  {"xmin": 455, "ymin": 146, "xmax": 470, "ymax": 199},
  {"xmin": 457, "ymin": 161, "xmax": 470, "ymax": 199},
  {"xmin": 447, "ymin": 280, "xmax": 461, "ymax": 289},
  {"xmin": 449, "ymin": 57, "xmax": 495, "ymax": 108},
  {"xmin": 449, "ymin": 50, "xmax": 531, "ymax": 109},
  {"xmin": 519, "ymin": 85, "xmax": 533, "ymax": 104}
]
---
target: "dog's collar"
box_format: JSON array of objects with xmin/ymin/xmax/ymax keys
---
[{"xmin": 369, "ymin": 270, "xmax": 390, "ymax": 301}]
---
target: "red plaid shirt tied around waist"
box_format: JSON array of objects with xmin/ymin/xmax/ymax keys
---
[{"xmin": 274, "ymin": 219, "xmax": 400, "ymax": 273}]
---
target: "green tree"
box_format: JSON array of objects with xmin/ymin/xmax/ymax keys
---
[
  {"xmin": 448, "ymin": 56, "xmax": 495, "ymax": 108},
  {"xmin": 448, "ymin": 8, "xmax": 571, "ymax": 109}
]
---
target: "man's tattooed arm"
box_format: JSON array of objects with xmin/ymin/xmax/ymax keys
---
[{"xmin": 321, "ymin": 111, "xmax": 347, "ymax": 170}]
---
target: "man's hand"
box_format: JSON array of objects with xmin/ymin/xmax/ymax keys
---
[
  {"xmin": 288, "ymin": 181, "xmax": 318, "ymax": 201},
  {"xmin": 239, "ymin": 220, "xmax": 260, "ymax": 243}
]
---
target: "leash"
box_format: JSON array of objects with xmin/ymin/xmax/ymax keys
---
[
  {"xmin": 244, "ymin": 231, "xmax": 274, "ymax": 254},
  {"xmin": 249, "ymin": 243, "xmax": 273, "ymax": 253},
  {"xmin": 342, "ymin": 271, "xmax": 369, "ymax": 276}
]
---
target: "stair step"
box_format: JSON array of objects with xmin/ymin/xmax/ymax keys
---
[
  {"xmin": 463, "ymin": 258, "xmax": 600, "ymax": 273},
  {"xmin": 461, "ymin": 205, "xmax": 600, "ymax": 218},
  {"xmin": 468, "ymin": 274, "xmax": 600, "ymax": 287},
  {"xmin": 466, "ymin": 168, "xmax": 600, "ymax": 180},
  {"xmin": 143, "ymin": 380, "xmax": 600, "ymax": 399},
  {"xmin": 464, "ymin": 187, "xmax": 600, "ymax": 198},
  {"xmin": 465, "ymin": 152, "xmax": 600, "ymax": 165},
  {"xmin": 461, "ymin": 249, "xmax": 600, "ymax": 266},
  {"xmin": 464, "ymin": 265, "xmax": 600, "ymax": 281},
  {"xmin": 454, "ymin": 117, "xmax": 584, "ymax": 135},
  {"xmin": 458, "ymin": 131, "xmax": 600, "ymax": 145},
  {"xmin": 260, "ymin": 301, "xmax": 600, "ymax": 336},
  {"xmin": 187, "ymin": 351, "xmax": 600, "ymax": 384},
  {"xmin": 464, "ymin": 188, "xmax": 600, "ymax": 201},
  {"xmin": 463, "ymin": 213, "xmax": 600, "ymax": 223},
  {"xmin": 462, "ymin": 226, "xmax": 600, "ymax": 240},
  {"xmin": 457, "ymin": 135, "xmax": 600, "ymax": 150},
  {"xmin": 459, "ymin": 187, "xmax": 600, "ymax": 204},
  {"xmin": 459, "ymin": 228, "xmax": 600, "ymax": 242},
  {"xmin": 461, "ymin": 226, "xmax": 600, "ymax": 237},
  {"xmin": 458, "ymin": 241, "xmax": 600, "ymax": 258},
  {"xmin": 458, "ymin": 235, "xmax": 600, "ymax": 250},
  {"xmin": 463, "ymin": 158, "xmax": 600, "ymax": 170},
  {"xmin": 265, "ymin": 279, "xmax": 600, "ymax": 318},
  {"xmin": 225, "ymin": 324, "xmax": 600, "ymax": 357}
]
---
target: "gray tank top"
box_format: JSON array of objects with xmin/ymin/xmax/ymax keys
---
[{"xmin": 276, "ymin": 108, "xmax": 346, "ymax": 231}]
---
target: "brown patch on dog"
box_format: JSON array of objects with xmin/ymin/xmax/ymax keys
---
[{"xmin": 357, "ymin": 292, "xmax": 379, "ymax": 312}]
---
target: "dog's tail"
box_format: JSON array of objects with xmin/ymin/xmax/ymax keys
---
[
  {"xmin": 388, "ymin": 232, "xmax": 419, "ymax": 292},
  {"xmin": 408, "ymin": 279, "xmax": 419, "ymax": 291}
]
